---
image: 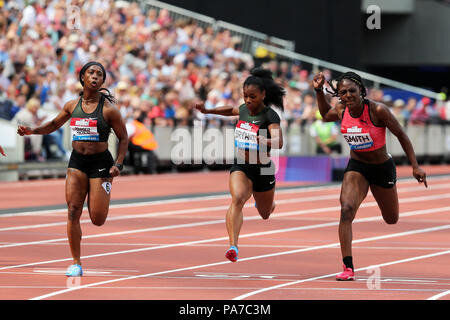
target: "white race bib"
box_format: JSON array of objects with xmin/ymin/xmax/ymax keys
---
[
  {"xmin": 70, "ymin": 118, "xmax": 100, "ymax": 141},
  {"xmin": 235, "ymin": 120, "xmax": 259, "ymax": 150},
  {"xmin": 343, "ymin": 131, "xmax": 374, "ymax": 150}
]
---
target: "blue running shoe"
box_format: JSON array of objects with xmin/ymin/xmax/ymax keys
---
[
  {"xmin": 66, "ymin": 264, "xmax": 83, "ymax": 277},
  {"xmin": 225, "ymin": 246, "xmax": 238, "ymax": 262}
]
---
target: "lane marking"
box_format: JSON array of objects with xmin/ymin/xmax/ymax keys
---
[
  {"xmin": 0, "ymin": 183, "xmax": 341, "ymax": 218},
  {"xmin": 29, "ymin": 223, "xmax": 450, "ymax": 300},
  {"xmin": 2, "ymin": 192, "xmax": 450, "ymax": 249},
  {"xmin": 233, "ymin": 242, "xmax": 450, "ymax": 300},
  {"xmin": 0, "ymin": 184, "xmax": 354, "ymax": 227},
  {"xmin": 1, "ymin": 176, "xmax": 444, "ymax": 218},
  {"xmin": 427, "ymin": 289, "xmax": 450, "ymax": 300},
  {"xmin": 1, "ymin": 179, "xmax": 447, "ymax": 232},
  {"xmin": 1, "ymin": 204, "xmax": 450, "ymax": 272},
  {"xmin": 34, "ymin": 269, "xmax": 112, "ymax": 275}
]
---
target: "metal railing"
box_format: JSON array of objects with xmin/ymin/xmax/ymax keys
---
[
  {"xmin": 250, "ymin": 41, "xmax": 443, "ymax": 101},
  {"xmin": 131, "ymin": 0, "xmax": 440, "ymax": 100},
  {"xmin": 137, "ymin": 0, "xmax": 296, "ymax": 52}
]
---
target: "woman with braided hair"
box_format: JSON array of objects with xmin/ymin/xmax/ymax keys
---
[
  {"xmin": 313, "ymin": 71, "xmax": 427, "ymax": 280},
  {"xmin": 195, "ymin": 68, "xmax": 285, "ymax": 262},
  {"xmin": 17, "ymin": 61, "xmax": 128, "ymax": 277}
]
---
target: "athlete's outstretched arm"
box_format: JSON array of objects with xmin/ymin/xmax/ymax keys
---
[
  {"xmin": 375, "ymin": 103, "xmax": 427, "ymax": 187},
  {"xmin": 17, "ymin": 100, "xmax": 75, "ymax": 136},
  {"xmin": 194, "ymin": 101, "xmax": 240, "ymax": 117}
]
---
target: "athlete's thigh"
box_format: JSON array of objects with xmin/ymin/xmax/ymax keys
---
[
  {"xmin": 340, "ymin": 171, "xmax": 370, "ymax": 209},
  {"xmin": 229, "ymin": 170, "xmax": 253, "ymax": 202},
  {"xmin": 370, "ymin": 184, "xmax": 399, "ymax": 223},
  {"xmin": 87, "ymin": 177, "xmax": 113, "ymax": 218},
  {"xmin": 65, "ymin": 168, "xmax": 89, "ymax": 211}
]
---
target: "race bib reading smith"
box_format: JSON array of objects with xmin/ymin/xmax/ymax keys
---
[{"xmin": 342, "ymin": 126, "xmax": 374, "ymax": 150}]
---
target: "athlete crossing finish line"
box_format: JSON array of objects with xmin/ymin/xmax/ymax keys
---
[
  {"xmin": 17, "ymin": 61, "xmax": 129, "ymax": 277},
  {"xmin": 313, "ymin": 71, "xmax": 427, "ymax": 280},
  {"xmin": 195, "ymin": 68, "xmax": 285, "ymax": 262}
]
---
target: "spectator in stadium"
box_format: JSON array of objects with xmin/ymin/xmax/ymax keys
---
[
  {"xmin": 126, "ymin": 113, "xmax": 159, "ymax": 174},
  {"xmin": 309, "ymin": 110, "xmax": 341, "ymax": 155},
  {"xmin": 402, "ymin": 97, "xmax": 417, "ymax": 124},
  {"xmin": 410, "ymin": 97, "xmax": 430, "ymax": 125},
  {"xmin": 313, "ymin": 71, "xmax": 427, "ymax": 281},
  {"xmin": 391, "ymin": 99, "xmax": 406, "ymax": 127},
  {"xmin": 17, "ymin": 61, "xmax": 128, "ymax": 277},
  {"xmin": 300, "ymin": 91, "xmax": 317, "ymax": 123},
  {"xmin": 1, "ymin": 1, "xmax": 256, "ymax": 134},
  {"xmin": 195, "ymin": 68, "xmax": 285, "ymax": 263},
  {"xmin": 12, "ymin": 97, "xmax": 45, "ymax": 161},
  {"xmin": 1, "ymin": 0, "xmax": 437, "ymax": 168},
  {"xmin": 0, "ymin": 88, "xmax": 14, "ymax": 120},
  {"xmin": 20, "ymin": 0, "xmax": 38, "ymax": 28}
]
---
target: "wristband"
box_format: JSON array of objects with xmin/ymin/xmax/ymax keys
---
[{"xmin": 113, "ymin": 163, "xmax": 123, "ymax": 171}]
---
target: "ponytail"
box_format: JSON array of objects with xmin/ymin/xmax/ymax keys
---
[{"xmin": 243, "ymin": 67, "xmax": 285, "ymax": 111}]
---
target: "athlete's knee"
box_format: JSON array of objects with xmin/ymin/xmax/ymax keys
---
[
  {"xmin": 231, "ymin": 194, "xmax": 248, "ymax": 208},
  {"xmin": 257, "ymin": 202, "xmax": 275, "ymax": 220},
  {"xmin": 67, "ymin": 204, "xmax": 83, "ymax": 222},
  {"xmin": 340, "ymin": 203, "xmax": 357, "ymax": 223},
  {"xmin": 383, "ymin": 212, "xmax": 399, "ymax": 224},
  {"xmin": 91, "ymin": 215, "xmax": 106, "ymax": 226},
  {"xmin": 90, "ymin": 211, "xmax": 108, "ymax": 226},
  {"xmin": 258, "ymin": 209, "xmax": 271, "ymax": 220}
]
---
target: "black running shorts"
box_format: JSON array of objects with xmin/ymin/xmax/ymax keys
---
[
  {"xmin": 230, "ymin": 161, "xmax": 276, "ymax": 192},
  {"xmin": 345, "ymin": 157, "xmax": 397, "ymax": 188},
  {"xmin": 68, "ymin": 149, "xmax": 114, "ymax": 178}
]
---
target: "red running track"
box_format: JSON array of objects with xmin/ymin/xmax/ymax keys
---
[{"xmin": 0, "ymin": 165, "xmax": 450, "ymax": 300}]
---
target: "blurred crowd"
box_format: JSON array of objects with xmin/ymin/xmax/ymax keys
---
[{"xmin": 0, "ymin": 0, "xmax": 448, "ymax": 161}]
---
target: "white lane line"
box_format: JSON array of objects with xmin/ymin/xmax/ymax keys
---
[
  {"xmin": 0, "ymin": 183, "xmax": 341, "ymax": 218},
  {"xmin": 0, "ymin": 285, "xmax": 443, "ymax": 293},
  {"xmin": 1, "ymin": 204, "xmax": 448, "ymax": 272},
  {"xmin": 1, "ymin": 179, "xmax": 446, "ymax": 232},
  {"xmin": 0, "ymin": 194, "xmax": 341, "ymax": 232},
  {"xmin": 234, "ymin": 246, "xmax": 450, "ymax": 300},
  {"xmin": 2, "ymin": 192, "xmax": 450, "ymax": 249},
  {"xmin": 1, "ymin": 176, "xmax": 444, "ymax": 218},
  {"xmin": 427, "ymin": 289, "xmax": 450, "ymax": 300},
  {"xmin": 29, "ymin": 223, "xmax": 450, "ymax": 300}
]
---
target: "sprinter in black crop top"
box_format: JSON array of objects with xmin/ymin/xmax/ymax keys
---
[
  {"xmin": 17, "ymin": 61, "xmax": 128, "ymax": 277},
  {"xmin": 195, "ymin": 67, "xmax": 285, "ymax": 263}
]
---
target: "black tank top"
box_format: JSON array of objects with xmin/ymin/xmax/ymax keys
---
[
  {"xmin": 234, "ymin": 104, "xmax": 281, "ymax": 152},
  {"xmin": 69, "ymin": 95, "xmax": 111, "ymax": 142}
]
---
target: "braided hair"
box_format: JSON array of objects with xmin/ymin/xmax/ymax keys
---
[
  {"xmin": 79, "ymin": 61, "xmax": 116, "ymax": 103},
  {"xmin": 326, "ymin": 71, "xmax": 367, "ymax": 99},
  {"xmin": 243, "ymin": 67, "xmax": 286, "ymax": 111}
]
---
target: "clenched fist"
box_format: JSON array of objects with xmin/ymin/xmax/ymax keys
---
[
  {"xmin": 17, "ymin": 125, "xmax": 33, "ymax": 136},
  {"xmin": 313, "ymin": 72, "xmax": 325, "ymax": 90}
]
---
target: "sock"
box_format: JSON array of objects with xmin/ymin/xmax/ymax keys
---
[{"xmin": 343, "ymin": 256, "xmax": 354, "ymax": 270}]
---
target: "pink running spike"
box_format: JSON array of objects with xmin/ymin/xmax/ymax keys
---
[{"xmin": 336, "ymin": 264, "xmax": 355, "ymax": 281}]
